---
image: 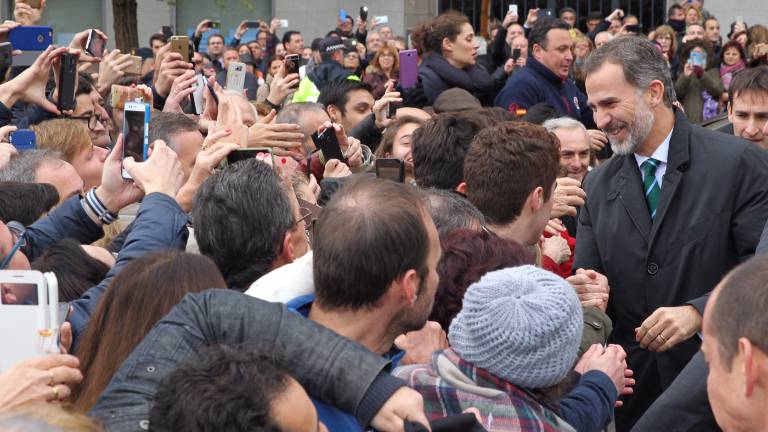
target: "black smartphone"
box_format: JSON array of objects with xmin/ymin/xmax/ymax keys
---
[
  {"xmin": 284, "ymin": 54, "xmax": 300, "ymax": 75},
  {"xmin": 161, "ymin": 25, "xmax": 173, "ymax": 40},
  {"xmin": 57, "ymin": 53, "xmax": 77, "ymax": 112},
  {"xmin": 360, "ymin": 6, "xmax": 368, "ymax": 21},
  {"xmin": 387, "ymin": 101, "xmax": 402, "ymax": 119},
  {"xmin": 512, "ymin": 48, "xmax": 521, "ymax": 62},
  {"xmin": 244, "ymin": 20, "xmax": 261, "ymax": 29},
  {"xmin": 85, "ymin": 29, "xmax": 106, "ymax": 59},
  {"xmin": 206, "ymin": 81, "xmax": 219, "ymax": 107},
  {"xmin": 312, "ymin": 127, "xmax": 345, "ymax": 162},
  {"xmin": 209, "ymin": 20, "xmax": 221, "ymax": 29},
  {"xmin": 0, "ymin": 42, "xmax": 13, "ymax": 69},
  {"xmin": 225, "ymin": 147, "xmax": 275, "ymax": 167},
  {"xmin": 625, "ymin": 24, "xmax": 641, "ymax": 34},
  {"xmin": 376, "ymin": 158, "xmax": 405, "ymax": 183}
]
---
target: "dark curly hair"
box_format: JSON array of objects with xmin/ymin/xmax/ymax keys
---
[
  {"xmin": 150, "ymin": 344, "xmax": 291, "ymax": 432},
  {"xmin": 430, "ymin": 229, "xmax": 533, "ymax": 330}
]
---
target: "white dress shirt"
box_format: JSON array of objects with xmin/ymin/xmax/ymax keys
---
[{"xmin": 634, "ymin": 129, "xmax": 673, "ymax": 187}]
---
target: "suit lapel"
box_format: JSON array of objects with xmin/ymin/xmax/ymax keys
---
[
  {"xmin": 649, "ymin": 111, "xmax": 691, "ymax": 247},
  {"xmin": 610, "ymin": 156, "xmax": 652, "ymax": 243}
]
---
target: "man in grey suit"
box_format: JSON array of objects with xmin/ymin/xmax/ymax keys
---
[{"xmin": 574, "ymin": 37, "xmax": 768, "ymax": 431}]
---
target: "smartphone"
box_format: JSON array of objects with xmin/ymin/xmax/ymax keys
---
[
  {"xmin": 625, "ymin": 24, "xmax": 641, "ymax": 34},
  {"xmin": 279, "ymin": 19, "xmax": 289, "ymax": 28},
  {"xmin": 542, "ymin": 9, "xmax": 554, "ymax": 17},
  {"xmin": 509, "ymin": 4, "xmax": 518, "ymax": 15},
  {"xmin": 0, "ymin": 42, "xmax": 12, "ymax": 69},
  {"xmin": 8, "ymin": 26, "xmax": 53, "ymax": 51},
  {"xmin": 170, "ymin": 35, "xmax": 191, "ymax": 63},
  {"xmin": 9, "ymin": 130, "xmax": 36, "ymax": 150},
  {"xmin": 226, "ymin": 61, "xmax": 246, "ymax": 93},
  {"xmin": 312, "ymin": 127, "xmax": 345, "ymax": 162},
  {"xmin": 398, "ymin": 49, "xmax": 418, "ymax": 90},
  {"xmin": 375, "ymin": 15, "xmax": 389, "ymax": 24},
  {"xmin": 245, "ymin": 20, "xmax": 261, "ymax": 29},
  {"xmin": 0, "ymin": 270, "xmax": 59, "ymax": 371},
  {"xmin": 284, "ymin": 54, "xmax": 300, "ymax": 75},
  {"xmin": 57, "ymin": 53, "xmax": 77, "ymax": 112},
  {"xmin": 209, "ymin": 20, "xmax": 221, "ymax": 29},
  {"xmin": 225, "ymin": 147, "xmax": 275, "ymax": 167},
  {"xmin": 360, "ymin": 6, "xmax": 368, "ymax": 21},
  {"xmin": 736, "ymin": 16, "xmax": 743, "ymax": 26},
  {"xmin": 512, "ymin": 48, "xmax": 521, "ymax": 61},
  {"xmin": 85, "ymin": 29, "xmax": 106, "ymax": 59},
  {"xmin": 387, "ymin": 101, "xmax": 402, "ymax": 119},
  {"xmin": 121, "ymin": 102, "xmax": 149, "ymax": 180},
  {"xmin": 110, "ymin": 85, "xmax": 142, "ymax": 109},
  {"xmin": 376, "ymin": 158, "xmax": 405, "ymax": 183},
  {"xmin": 690, "ymin": 51, "xmax": 706, "ymax": 67},
  {"xmin": 190, "ymin": 74, "xmax": 206, "ymax": 115},
  {"xmin": 206, "ymin": 81, "xmax": 219, "ymax": 107},
  {"xmin": 124, "ymin": 55, "xmax": 142, "ymax": 75},
  {"xmin": 340, "ymin": 9, "xmax": 348, "ymax": 21},
  {"xmin": 161, "ymin": 25, "xmax": 173, "ymax": 40}
]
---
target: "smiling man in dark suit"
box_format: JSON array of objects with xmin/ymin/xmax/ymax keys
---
[{"xmin": 574, "ymin": 37, "xmax": 768, "ymax": 431}]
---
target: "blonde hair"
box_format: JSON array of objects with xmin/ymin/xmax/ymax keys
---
[{"xmin": 32, "ymin": 119, "xmax": 93, "ymax": 163}]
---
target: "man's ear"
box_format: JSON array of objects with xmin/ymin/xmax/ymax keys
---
[
  {"xmin": 455, "ymin": 181, "xmax": 468, "ymax": 196},
  {"xmin": 527, "ymin": 186, "xmax": 544, "ymax": 213},
  {"xmin": 397, "ymin": 269, "xmax": 420, "ymax": 307},
  {"xmin": 647, "ymin": 80, "xmax": 665, "ymax": 108},
  {"xmin": 740, "ymin": 337, "xmax": 757, "ymax": 397},
  {"xmin": 727, "ymin": 101, "xmax": 734, "ymax": 122},
  {"xmin": 326, "ymin": 105, "xmax": 341, "ymax": 123},
  {"xmin": 147, "ymin": 140, "xmax": 155, "ymax": 157},
  {"xmin": 279, "ymin": 231, "xmax": 297, "ymax": 263}
]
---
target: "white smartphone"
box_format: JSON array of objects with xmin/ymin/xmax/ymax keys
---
[
  {"xmin": 509, "ymin": 4, "xmax": 518, "ymax": 15},
  {"xmin": 0, "ymin": 270, "xmax": 59, "ymax": 370},
  {"xmin": 736, "ymin": 16, "xmax": 743, "ymax": 26},
  {"xmin": 375, "ymin": 15, "xmax": 389, "ymax": 24},
  {"xmin": 226, "ymin": 61, "xmax": 246, "ymax": 94},
  {"xmin": 192, "ymin": 74, "xmax": 206, "ymax": 115},
  {"xmin": 121, "ymin": 101, "xmax": 149, "ymax": 180},
  {"xmin": 279, "ymin": 19, "xmax": 289, "ymax": 28}
]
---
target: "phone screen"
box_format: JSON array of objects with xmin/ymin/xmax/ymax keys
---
[
  {"xmin": 123, "ymin": 109, "xmax": 146, "ymax": 163},
  {"xmin": 376, "ymin": 159, "xmax": 405, "ymax": 182},
  {"xmin": 0, "ymin": 283, "xmax": 39, "ymax": 305},
  {"xmin": 87, "ymin": 31, "xmax": 105, "ymax": 58}
]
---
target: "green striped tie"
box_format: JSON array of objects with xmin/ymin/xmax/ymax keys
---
[{"xmin": 641, "ymin": 158, "xmax": 661, "ymax": 219}]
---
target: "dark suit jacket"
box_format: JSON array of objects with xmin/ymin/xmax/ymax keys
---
[{"xmin": 574, "ymin": 109, "xmax": 768, "ymax": 429}]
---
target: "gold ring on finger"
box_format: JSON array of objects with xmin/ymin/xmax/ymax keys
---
[
  {"xmin": 50, "ymin": 385, "xmax": 60, "ymax": 400},
  {"xmin": 47, "ymin": 370, "xmax": 54, "ymax": 386}
]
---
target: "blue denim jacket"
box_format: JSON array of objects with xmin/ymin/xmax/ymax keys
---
[{"xmin": 90, "ymin": 290, "xmax": 406, "ymax": 431}]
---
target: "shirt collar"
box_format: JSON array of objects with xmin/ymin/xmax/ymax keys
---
[{"xmin": 634, "ymin": 128, "xmax": 673, "ymax": 168}]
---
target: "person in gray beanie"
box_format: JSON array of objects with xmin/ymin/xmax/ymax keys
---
[{"xmin": 394, "ymin": 266, "xmax": 629, "ymax": 432}]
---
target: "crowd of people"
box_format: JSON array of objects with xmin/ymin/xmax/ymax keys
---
[{"xmin": 0, "ymin": 0, "xmax": 768, "ymax": 431}]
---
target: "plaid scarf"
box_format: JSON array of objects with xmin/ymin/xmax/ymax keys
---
[{"xmin": 393, "ymin": 349, "xmax": 575, "ymax": 432}]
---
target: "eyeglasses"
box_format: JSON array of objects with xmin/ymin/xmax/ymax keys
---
[
  {"xmin": 1, "ymin": 222, "xmax": 27, "ymax": 270},
  {"xmin": 296, "ymin": 207, "xmax": 312, "ymax": 227},
  {"xmin": 69, "ymin": 113, "xmax": 103, "ymax": 131}
]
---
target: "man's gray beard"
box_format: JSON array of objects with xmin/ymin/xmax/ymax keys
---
[{"xmin": 609, "ymin": 105, "xmax": 655, "ymax": 156}]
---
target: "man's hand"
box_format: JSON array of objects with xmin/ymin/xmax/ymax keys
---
[
  {"xmin": 544, "ymin": 218, "xmax": 565, "ymax": 236},
  {"xmin": 270, "ymin": 18, "xmax": 281, "ymax": 34},
  {"xmin": 94, "ymin": 134, "xmax": 144, "ymax": 213},
  {"xmin": 69, "ymin": 28, "xmax": 108, "ymax": 64},
  {"xmin": 155, "ymin": 51, "xmax": 193, "ymax": 98},
  {"xmin": 567, "ymin": 268, "xmax": 610, "ymax": 311},
  {"xmin": 123, "ymin": 140, "xmax": 184, "ymax": 198},
  {"xmin": 321, "ymin": 122, "xmax": 364, "ymax": 168},
  {"xmin": 0, "ymin": 142, "xmax": 17, "ymax": 170},
  {"xmin": 587, "ymin": 129, "xmax": 608, "ymax": 152},
  {"xmin": 503, "ymin": 58, "xmax": 516, "ymax": 75},
  {"xmin": 234, "ymin": 20, "xmax": 249, "ymax": 40},
  {"xmin": 0, "ymin": 20, "xmax": 21, "ymax": 42},
  {"xmin": 373, "ymin": 89, "xmax": 402, "ymax": 129},
  {"xmin": 97, "ymin": 49, "xmax": 135, "ymax": 95},
  {"xmin": 194, "ymin": 19, "xmax": 214, "ymax": 38},
  {"xmin": 524, "ymin": 8, "xmax": 539, "ymax": 27},
  {"xmin": 0, "ymin": 353, "xmax": 82, "ymax": 412},
  {"xmin": 163, "ymin": 69, "xmax": 198, "ymax": 114},
  {"xmin": 582, "ymin": 344, "xmax": 628, "ymax": 397},
  {"xmin": 176, "ymin": 132, "xmax": 238, "ymax": 212},
  {"xmin": 0, "ymin": 45, "xmax": 69, "ymax": 114},
  {"xmin": 394, "ymin": 321, "xmax": 449, "ymax": 366},
  {"xmin": 323, "ymin": 158, "xmax": 351, "ymax": 178},
  {"xmin": 606, "ymin": 9, "xmax": 624, "ymax": 22},
  {"xmin": 636, "ymin": 305, "xmax": 702, "ymax": 352},
  {"xmin": 541, "ymin": 235, "xmax": 571, "ymax": 265},
  {"xmin": 370, "ymin": 387, "xmax": 431, "ymax": 432},
  {"xmin": 247, "ymin": 116, "xmax": 304, "ymax": 157},
  {"xmin": 502, "ymin": 10, "xmax": 519, "ymax": 28},
  {"xmin": 14, "ymin": 0, "xmax": 45, "ymax": 26},
  {"xmin": 550, "ymin": 177, "xmax": 586, "ymax": 218},
  {"xmin": 267, "ymin": 69, "xmax": 299, "ymax": 106}
]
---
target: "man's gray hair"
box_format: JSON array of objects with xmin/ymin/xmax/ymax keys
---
[
  {"xmin": 542, "ymin": 117, "xmax": 587, "ymax": 133},
  {"xmin": 222, "ymin": 89, "xmax": 258, "ymax": 121},
  {"xmin": 423, "ymin": 188, "xmax": 485, "ymax": 238},
  {"xmin": 0, "ymin": 149, "xmax": 62, "ymax": 183},
  {"xmin": 584, "ymin": 36, "xmax": 676, "ymax": 107}
]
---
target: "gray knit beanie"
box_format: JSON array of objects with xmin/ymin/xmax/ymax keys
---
[{"xmin": 448, "ymin": 265, "xmax": 583, "ymax": 389}]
